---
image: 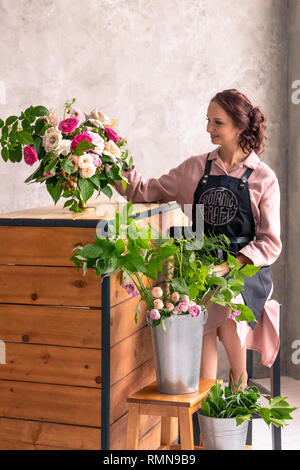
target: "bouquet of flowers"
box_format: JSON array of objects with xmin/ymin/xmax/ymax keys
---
[
  {"xmin": 71, "ymin": 202, "xmax": 260, "ymax": 330},
  {"xmin": 0, "ymin": 98, "xmax": 133, "ymax": 212}
]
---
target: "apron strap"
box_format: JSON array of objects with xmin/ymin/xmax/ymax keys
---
[
  {"xmin": 201, "ymin": 152, "xmax": 212, "ymax": 185},
  {"xmin": 239, "ymin": 167, "xmax": 254, "ymax": 189}
]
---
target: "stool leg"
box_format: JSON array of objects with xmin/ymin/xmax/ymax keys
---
[
  {"xmin": 271, "ymin": 347, "xmax": 281, "ymax": 450},
  {"xmin": 161, "ymin": 417, "xmax": 176, "ymax": 449},
  {"xmin": 192, "ymin": 411, "xmax": 200, "ymax": 446},
  {"xmin": 178, "ymin": 408, "xmax": 194, "ymax": 450},
  {"xmin": 126, "ymin": 404, "xmax": 140, "ymax": 450}
]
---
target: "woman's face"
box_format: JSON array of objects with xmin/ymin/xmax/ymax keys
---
[{"xmin": 206, "ymin": 101, "xmax": 242, "ymax": 147}]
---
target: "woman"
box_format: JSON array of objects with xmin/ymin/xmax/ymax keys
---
[{"xmin": 116, "ymin": 89, "xmax": 282, "ymax": 390}]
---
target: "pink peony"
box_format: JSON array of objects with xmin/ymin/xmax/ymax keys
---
[
  {"xmin": 178, "ymin": 301, "xmax": 189, "ymax": 313},
  {"xmin": 181, "ymin": 295, "xmax": 190, "ymax": 304},
  {"xmin": 152, "ymin": 286, "xmax": 163, "ymax": 298},
  {"xmin": 171, "ymin": 292, "xmax": 180, "ymax": 303},
  {"xmin": 23, "ymin": 146, "xmax": 38, "ymax": 166},
  {"xmin": 172, "ymin": 308, "xmax": 180, "ymax": 317},
  {"xmin": 71, "ymin": 131, "xmax": 93, "ymax": 152},
  {"xmin": 105, "ymin": 126, "xmax": 120, "ymax": 142},
  {"xmin": 166, "ymin": 302, "xmax": 174, "ymax": 312},
  {"xmin": 149, "ymin": 309, "xmax": 161, "ymax": 320},
  {"xmin": 229, "ymin": 310, "xmax": 241, "ymax": 320},
  {"xmin": 58, "ymin": 118, "xmax": 79, "ymax": 134},
  {"xmin": 153, "ymin": 299, "xmax": 164, "ymax": 310},
  {"xmin": 189, "ymin": 304, "xmax": 202, "ymax": 318}
]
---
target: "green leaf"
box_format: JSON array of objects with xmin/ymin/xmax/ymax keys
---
[
  {"xmin": 169, "ymin": 277, "xmax": 189, "ymax": 295},
  {"xmin": 189, "ymin": 285, "xmax": 199, "ymax": 300},
  {"xmin": 233, "ymin": 303, "xmax": 256, "ymax": 323},
  {"xmin": 89, "ymin": 175, "xmax": 101, "ymax": 190},
  {"xmin": 33, "ymin": 136, "xmax": 45, "ymax": 159},
  {"xmin": 145, "ymin": 257, "xmax": 162, "ymax": 280},
  {"xmin": 5, "ymin": 115, "xmax": 18, "ymax": 126},
  {"xmin": 201, "ymin": 401, "xmax": 211, "ymax": 417},
  {"xmin": 9, "ymin": 144, "xmax": 22, "ymax": 162},
  {"xmin": 78, "ymin": 177, "xmax": 94, "ymax": 202},
  {"xmin": 79, "ymin": 243, "xmax": 108, "ymax": 259},
  {"xmin": 101, "ymin": 184, "xmax": 113, "ymax": 198},
  {"xmin": 21, "ymin": 119, "xmax": 32, "ymax": 131},
  {"xmin": 61, "ymin": 158, "xmax": 74, "ymax": 174},
  {"xmin": 44, "ymin": 159, "xmax": 57, "ymax": 172},
  {"xmin": 35, "ymin": 118, "xmax": 47, "ymax": 134},
  {"xmin": 0, "ymin": 118, "xmax": 4, "ymax": 128},
  {"xmin": 16, "ymin": 130, "xmax": 34, "ymax": 145},
  {"xmin": 63, "ymin": 199, "xmax": 74, "ymax": 208},
  {"xmin": 115, "ymin": 238, "xmax": 125, "ymax": 255},
  {"xmin": 74, "ymin": 139, "xmax": 94, "ymax": 156},
  {"xmin": 31, "ymin": 106, "xmax": 49, "ymax": 117},
  {"xmin": 121, "ymin": 179, "xmax": 127, "ymax": 191},
  {"xmin": 135, "ymin": 302, "xmax": 141, "ymax": 324},
  {"xmin": 1, "ymin": 147, "xmax": 9, "ymax": 162},
  {"xmin": 46, "ymin": 180, "xmax": 62, "ymax": 204},
  {"xmin": 239, "ymin": 264, "xmax": 261, "ymax": 277},
  {"xmin": 1, "ymin": 125, "xmax": 8, "ymax": 140}
]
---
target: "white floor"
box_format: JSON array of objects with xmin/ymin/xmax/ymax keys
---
[{"xmin": 236, "ymin": 376, "xmax": 300, "ymax": 450}]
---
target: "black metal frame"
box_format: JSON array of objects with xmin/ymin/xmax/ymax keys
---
[
  {"xmin": 0, "ymin": 202, "xmax": 180, "ymax": 450},
  {"xmin": 246, "ymin": 304, "xmax": 282, "ymax": 450}
]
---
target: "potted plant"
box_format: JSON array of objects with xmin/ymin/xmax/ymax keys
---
[
  {"xmin": 71, "ymin": 202, "xmax": 260, "ymax": 394},
  {"xmin": 198, "ymin": 376, "xmax": 297, "ymax": 450}
]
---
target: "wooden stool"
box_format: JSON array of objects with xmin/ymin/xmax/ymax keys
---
[{"xmin": 126, "ymin": 378, "xmax": 220, "ymax": 450}]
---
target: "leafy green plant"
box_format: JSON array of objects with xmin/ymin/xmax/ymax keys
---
[
  {"xmin": 71, "ymin": 202, "xmax": 260, "ymax": 328},
  {"xmin": 200, "ymin": 377, "xmax": 297, "ymax": 427}
]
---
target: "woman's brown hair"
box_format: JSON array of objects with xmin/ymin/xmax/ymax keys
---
[{"xmin": 211, "ymin": 89, "xmax": 267, "ymax": 156}]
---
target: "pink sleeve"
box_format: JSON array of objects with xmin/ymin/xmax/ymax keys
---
[
  {"xmin": 115, "ymin": 159, "xmax": 187, "ymax": 203},
  {"xmin": 238, "ymin": 175, "xmax": 282, "ymax": 266}
]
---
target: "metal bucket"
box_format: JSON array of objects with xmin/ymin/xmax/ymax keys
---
[
  {"xmin": 198, "ymin": 412, "xmax": 249, "ymax": 450},
  {"xmin": 148, "ymin": 310, "xmax": 208, "ymax": 394}
]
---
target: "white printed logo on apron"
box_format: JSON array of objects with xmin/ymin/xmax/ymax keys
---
[{"xmin": 199, "ymin": 187, "xmax": 238, "ymax": 226}]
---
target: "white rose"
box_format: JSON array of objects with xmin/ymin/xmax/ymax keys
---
[
  {"xmin": 42, "ymin": 127, "xmax": 63, "ymax": 153},
  {"xmin": 57, "ymin": 139, "xmax": 71, "ymax": 156},
  {"xmin": 79, "ymin": 164, "xmax": 97, "ymax": 178},
  {"xmin": 85, "ymin": 108, "xmax": 110, "ymax": 127},
  {"xmin": 88, "ymin": 132, "xmax": 105, "ymax": 155},
  {"xmin": 68, "ymin": 154, "xmax": 79, "ymax": 173},
  {"xmin": 102, "ymin": 140, "xmax": 121, "ymax": 161},
  {"xmin": 78, "ymin": 153, "xmax": 94, "ymax": 169}
]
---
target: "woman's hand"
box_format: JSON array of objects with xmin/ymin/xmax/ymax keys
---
[{"xmin": 213, "ymin": 262, "xmax": 230, "ymax": 277}]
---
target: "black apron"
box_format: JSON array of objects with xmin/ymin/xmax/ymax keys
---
[{"xmin": 192, "ymin": 152, "xmax": 272, "ymax": 329}]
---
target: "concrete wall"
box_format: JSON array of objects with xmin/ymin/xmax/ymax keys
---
[
  {"xmin": 286, "ymin": 0, "xmax": 300, "ymax": 379},
  {"xmin": 0, "ymin": 0, "xmax": 289, "ymax": 378}
]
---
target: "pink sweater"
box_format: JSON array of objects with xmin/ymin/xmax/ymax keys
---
[{"xmin": 117, "ymin": 146, "xmax": 282, "ymax": 267}]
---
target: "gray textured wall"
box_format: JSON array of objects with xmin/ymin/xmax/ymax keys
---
[
  {"xmin": 286, "ymin": 0, "xmax": 300, "ymax": 379},
  {"xmin": 0, "ymin": 0, "xmax": 289, "ymax": 378}
]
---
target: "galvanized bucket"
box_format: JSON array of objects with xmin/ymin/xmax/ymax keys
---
[
  {"xmin": 148, "ymin": 310, "xmax": 208, "ymax": 394},
  {"xmin": 198, "ymin": 412, "xmax": 249, "ymax": 450}
]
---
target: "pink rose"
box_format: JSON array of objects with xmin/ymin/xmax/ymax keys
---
[
  {"xmin": 92, "ymin": 154, "xmax": 102, "ymax": 167},
  {"xmin": 181, "ymin": 295, "xmax": 189, "ymax": 304},
  {"xmin": 58, "ymin": 118, "xmax": 79, "ymax": 134},
  {"xmin": 23, "ymin": 146, "xmax": 38, "ymax": 166},
  {"xmin": 71, "ymin": 131, "xmax": 93, "ymax": 152},
  {"xmin": 152, "ymin": 287, "xmax": 163, "ymax": 298},
  {"xmin": 171, "ymin": 292, "xmax": 180, "ymax": 303},
  {"xmin": 154, "ymin": 299, "xmax": 164, "ymax": 310},
  {"xmin": 105, "ymin": 126, "xmax": 120, "ymax": 142},
  {"xmin": 149, "ymin": 309, "xmax": 161, "ymax": 320},
  {"xmin": 172, "ymin": 308, "xmax": 180, "ymax": 317},
  {"xmin": 70, "ymin": 107, "xmax": 85, "ymax": 122},
  {"xmin": 166, "ymin": 302, "xmax": 174, "ymax": 312},
  {"xmin": 189, "ymin": 304, "xmax": 202, "ymax": 318},
  {"xmin": 178, "ymin": 301, "xmax": 189, "ymax": 313}
]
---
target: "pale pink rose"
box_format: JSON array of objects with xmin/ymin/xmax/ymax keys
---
[
  {"xmin": 178, "ymin": 301, "xmax": 189, "ymax": 313},
  {"xmin": 46, "ymin": 109, "xmax": 59, "ymax": 127},
  {"xmin": 58, "ymin": 118, "xmax": 79, "ymax": 134},
  {"xmin": 70, "ymin": 107, "xmax": 85, "ymax": 122},
  {"xmin": 79, "ymin": 165, "xmax": 96, "ymax": 178},
  {"xmin": 88, "ymin": 131, "xmax": 105, "ymax": 154},
  {"xmin": 149, "ymin": 309, "xmax": 161, "ymax": 320},
  {"xmin": 68, "ymin": 154, "xmax": 79, "ymax": 173},
  {"xmin": 92, "ymin": 154, "xmax": 102, "ymax": 167},
  {"xmin": 171, "ymin": 292, "xmax": 180, "ymax": 303},
  {"xmin": 189, "ymin": 304, "xmax": 202, "ymax": 318},
  {"xmin": 153, "ymin": 299, "xmax": 164, "ymax": 310},
  {"xmin": 166, "ymin": 302, "xmax": 174, "ymax": 312},
  {"xmin": 181, "ymin": 295, "xmax": 189, "ymax": 304},
  {"xmin": 172, "ymin": 308, "xmax": 180, "ymax": 317},
  {"xmin": 78, "ymin": 153, "xmax": 94, "ymax": 169},
  {"xmin": 23, "ymin": 146, "xmax": 38, "ymax": 166},
  {"xmin": 152, "ymin": 287, "xmax": 163, "ymax": 298}
]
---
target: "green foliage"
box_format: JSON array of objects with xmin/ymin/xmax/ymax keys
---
[{"xmin": 201, "ymin": 378, "xmax": 297, "ymax": 428}]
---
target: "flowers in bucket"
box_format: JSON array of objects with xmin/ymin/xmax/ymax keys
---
[
  {"xmin": 71, "ymin": 202, "xmax": 261, "ymax": 330},
  {"xmin": 0, "ymin": 98, "xmax": 133, "ymax": 212}
]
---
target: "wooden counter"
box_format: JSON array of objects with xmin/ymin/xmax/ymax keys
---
[{"xmin": 0, "ymin": 197, "xmax": 187, "ymax": 450}]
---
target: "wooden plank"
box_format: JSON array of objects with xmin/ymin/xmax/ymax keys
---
[
  {"xmin": 0, "ymin": 226, "xmax": 96, "ymax": 266},
  {"xmin": 110, "ymin": 412, "xmax": 160, "ymax": 450},
  {"xmin": 110, "ymin": 295, "xmax": 147, "ymax": 346},
  {"xmin": 110, "ymin": 359, "xmax": 156, "ymax": 424},
  {"xmin": 0, "ymin": 380, "xmax": 101, "ymax": 427},
  {"xmin": 0, "ymin": 417, "xmax": 100, "ymax": 449},
  {"xmin": 110, "ymin": 327, "xmax": 153, "ymax": 385},
  {"xmin": 0, "ymin": 304, "xmax": 101, "ymax": 348},
  {"xmin": 0, "ymin": 265, "xmax": 101, "ymax": 307},
  {"xmin": 0, "ymin": 343, "xmax": 101, "ymax": 388}
]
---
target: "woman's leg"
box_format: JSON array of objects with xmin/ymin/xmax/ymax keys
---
[
  {"xmin": 217, "ymin": 318, "xmax": 248, "ymax": 391},
  {"xmin": 200, "ymin": 328, "xmax": 218, "ymax": 379}
]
